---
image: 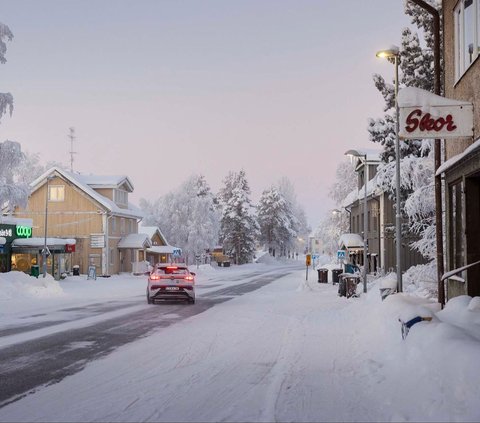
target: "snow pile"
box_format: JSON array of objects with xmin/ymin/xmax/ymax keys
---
[
  {"xmin": 0, "ymin": 268, "xmax": 480, "ymax": 421},
  {"xmin": 189, "ymin": 263, "xmax": 217, "ymax": 276},
  {"xmin": 379, "ymin": 272, "xmax": 397, "ymax": 289},
  {"xmin": 0, "ymin": 271, "xmax": 64, "ymax": 300},
  {"xmin": 437, "ymin": 295, "xmax": 480, "ymax": 340},
  {"xmin": 254, "ymin": 252, "xmax": 278, "ymax": 264},
  {"xmin": 403, "ymin": 261, "xmax": 437, "ymax": 298}
]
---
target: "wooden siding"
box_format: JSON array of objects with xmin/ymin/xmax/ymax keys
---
[{"xmin": 95, "ymin": 188, "xmax": 114, "ymax": 201}]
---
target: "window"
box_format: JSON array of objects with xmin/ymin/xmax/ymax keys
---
[
  {"xmin": 449, "ymin": 182, "xmax": 465, "ymax": 270},
  {"xmin": 110, "ymin": 217, "xmax": 116, "ymax": 234},
  {"xmin": 368, "ymin": 211, "xmax": 371, "ymax": 232},
  {"xmin": 120, "ymin": 218, "xmax": 125, "ymax": 235},
  {"xmin": 109, "ymin": 249, "xmax": 115, "ymax": 266},
  {"xmin": 454, "ymin": 0, "xmax": 480, "ymax": 80},
  {"xmin": 48, "ymin": 185, "xmax": 65, "ymax": 202},
  {"xmin": 114, "ymin": 189, "xmax": 128, "ymax": 206}
]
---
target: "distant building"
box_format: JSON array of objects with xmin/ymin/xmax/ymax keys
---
[{"xmin": 343, "ymin": 150, "xmax": 426, "ymax": 274}]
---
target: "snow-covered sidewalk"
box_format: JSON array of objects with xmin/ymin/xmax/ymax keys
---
[{"xmin": 0, "ymin": 266, "xmax": 479, "ymax": 422}]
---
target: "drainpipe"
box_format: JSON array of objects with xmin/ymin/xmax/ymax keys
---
[{"xmin": 408, "ymin": 0, "xmax": 445, "ymax": 306}]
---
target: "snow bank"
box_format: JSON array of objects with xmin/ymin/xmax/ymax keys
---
[
  {"xmin": 0, "ymin": 271, "xmax": 64, "ymax": 300},
  {"xmin": 404, "ymin": 261, "xmax": 437, "ymax": 298}
]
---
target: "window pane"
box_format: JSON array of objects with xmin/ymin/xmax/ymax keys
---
[
  {"xmin": 457, "ymin": 7, "xmax": 462, "ymax": 76},
  {"xmin": 478, "ymin": 0, "xmax": 480, "ymax": 53},
  {"xmin": 49, "ymin": 185, "xmax": 64, "ymax": 201},
  {"xmin": 464, "ymin": 0, "xmax": 474, "ymax": 68}
]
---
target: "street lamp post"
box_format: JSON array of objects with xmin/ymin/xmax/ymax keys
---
[
  {"xmin": 344, "ymin": 150, "xmax": 368, "ymax": 294},
  {"xmin": 42, "ymin": 175, "xmax": 55, "ymax": 278},
  {"xmin": 376, "ymin": 46, "xmax": 402, "ymax": 293}
]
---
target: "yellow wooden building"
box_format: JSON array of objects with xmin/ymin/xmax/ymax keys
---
[{"xmin": 14, "ymin": 167, "xmax": 146, "ymax": 276}]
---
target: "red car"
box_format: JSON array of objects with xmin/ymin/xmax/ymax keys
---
[{"xmin": 146, "ymin": 263, "xmax": 196, "ymax": 304}]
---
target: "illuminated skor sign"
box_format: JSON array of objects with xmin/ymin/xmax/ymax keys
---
[{"xmin": 399, "ymin": 87, "xmax": 473, "ymax": 140}]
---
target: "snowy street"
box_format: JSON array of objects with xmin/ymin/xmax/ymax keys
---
[{"xmin": 1, "ymin": 262, "xmax": 479, "ymax": 422}]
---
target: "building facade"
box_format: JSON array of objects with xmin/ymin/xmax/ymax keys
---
[
  {"xmin": 14, "ymin": 167, "xmax": 145, "ymax": 276},
  {"xmin": 343, "ymin": 153, "xmax": 426, "ymax": 274},
  {"xmin": 441, "ymin": 0, "xmax": 480, "ymax": 298}
]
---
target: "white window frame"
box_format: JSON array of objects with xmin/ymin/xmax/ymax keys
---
[
  {"xmin": 454, "ymin": 0, "xmax": 480, "ymax": 81},
  {"xmin": 48, "ymin": 185, "xmax": 65, "ymax": 202},
  {"xmin": 114, "ymin": 189, "xmax": 128, "ymax": 206}
]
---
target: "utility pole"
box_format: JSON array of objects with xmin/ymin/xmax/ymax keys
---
[
  {"xmin": 68, "ymin": 127, "xmax": 77, "ymax": 173},
  {"xmin": 408, "ymin": 0, "xmax": 445, "ymax": 306}
]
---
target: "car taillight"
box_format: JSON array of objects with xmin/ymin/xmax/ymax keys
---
[
  {"xmin": 150, "ymin": 274, "xmax": 161, "ymax": 281},
  {"xmin": 185, "ymin": 275, "xmax": 194, "ymax": 282},
  {"xmin": 166, "ymin": 266, "xmax": 178, "ymax": 270}
]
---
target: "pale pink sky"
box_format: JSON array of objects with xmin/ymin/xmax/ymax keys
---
[{"xmin": 0, "ymin": 0, "xmax": 411, "ymax": 226}]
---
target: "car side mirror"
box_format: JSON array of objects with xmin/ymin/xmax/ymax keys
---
[{"xmin": 190, "ymin": 272, "xmax": 196, "ymax": 276}]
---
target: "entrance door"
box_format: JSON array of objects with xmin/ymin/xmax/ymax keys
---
[{"xmin": 466, "ymin": 175, "xmax": 480, "ymax": 297}]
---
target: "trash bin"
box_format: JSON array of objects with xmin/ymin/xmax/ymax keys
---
[
  {"xmin": 72, "ymin": 265, "xmax": 80, "ymax": 276},
  {"xmin": 317, "ymin": 268, "xmax": 328, "ymax": 283},
  {"xmin": 332, "ymin": 268, "xmax": 343, "ymax": 285},
  {"xmin": 338, "ymin": 275, "xmax": 359, "ymax": 298},
  {"xmin": 30, "ymin": 265, "xmax": 40, "ymax": 278}
]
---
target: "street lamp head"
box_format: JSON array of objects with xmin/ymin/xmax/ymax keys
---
[
  {"xmin": 331, "ymin": 209, "xmax": 342, "ymax": 215},
  {"xmin": 376, "ymin": 45, "xmax": 400, "ymax": 59},
  {"xmin": 344, "ymin": 149, "xmax": 367, "ymax": 159}
]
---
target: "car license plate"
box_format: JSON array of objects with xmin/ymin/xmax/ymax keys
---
[{"xmin": 166, "ymin": 286, "xmax": 179, "ymax": 291}]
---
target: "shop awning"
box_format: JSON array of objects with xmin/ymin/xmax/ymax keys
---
[
  {"xmin": 118, "ymin": 233, "xmax": 152, "ymax": 249},
  {"xmin": 11, "ymin": 237, "xmax": 76, "ymax": 253}
]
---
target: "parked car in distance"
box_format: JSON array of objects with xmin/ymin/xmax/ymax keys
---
[{"xmin": 147, "ymin": 263, "xmax": 196, "ymax": 304}]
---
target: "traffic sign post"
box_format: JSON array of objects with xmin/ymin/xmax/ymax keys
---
[{"xmin": 305, "ymin": 254, "xmax": 311, "ymax": 280}]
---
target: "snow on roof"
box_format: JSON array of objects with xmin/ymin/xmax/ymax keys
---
[
  {"xmin": 12, "ymin": 237, "xmax": 76, "ymax": 247},
  {"xmin": 342, "ymin": 174, "xmax": 381, "ymax": 208},
  {"xmin": 147, "ymin": 245, "xmax": 182, "ymax": 255},
  {"xmin": 117, "ymin": 233, "xmax": 152, "ymax": 249},
  {"xmin": 399, "ymin": 87, "xmax": 472, "ymax": 109},
  {"xmin": 138, "ymin": 224, "xmax": 169, "ymax": 245},
  {"xmin": 0, "ymin": 216, "xmax": 33, "ymax": 227},
  {"xmin": 74, "ymin": 174, "xmax": 134, "ymax": 192},
  {"xmin": 347, "ymin": 148, "xmax": 381, "ymax": 163},
  {"xmin": 338, "ymin": 233, "xmax": 364, "ymax": 249},
  {"xmin": 436, "ymin": 138, "xmax": 480, "ymax": 176},
  {"xmin": 29, "ymin": 167, "xmax": 144, "ymax": 220}
]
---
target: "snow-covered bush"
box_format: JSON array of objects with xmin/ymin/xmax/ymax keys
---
[{"xmin": 403, "ymin": 261, "xmax": 437, "ymax": 299}]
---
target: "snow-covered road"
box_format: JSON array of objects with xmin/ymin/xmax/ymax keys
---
[{"xmin": 1, "ymin": 262, "xmax": 480, "ymax": 422}]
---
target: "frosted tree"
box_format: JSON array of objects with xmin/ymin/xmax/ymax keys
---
[
  {"xmin": 14, "ymin": 152, "xmax": 65, "ymax": 184},
  {"xmin": 0, "ymin": 140, "xmax": 29, "ymax": 211},
  {"xmin": 328, "ymin": 160, "xmax": 358, "ymax": 207},
  {"xmin": 0, "ymin": 23, "xmax": 27, "ymax": 211},
  {"xmin": 140, "ymin": 174, "xmax": 220, "ymax": 264},
  {"xmin": 257, "ymin": 187, "xmax": 297, "ymax": 257},
  {"xmin": 314, "ymin": 160, "xmax": 357, "ymax": 255},
  {"xmin": 218, "ymin": 170, "xmax": 258, "ymax": 265},
  {"xmin": 276, "ymin": 177, "xmax": 310, "ymax": 246},
  {"xmin": 0, "ymin": 22, "xmax": 13, "ymax": 123},
  {"xmin": 367, "ymin": 1, "xmax": 441, "ymax": 260}
]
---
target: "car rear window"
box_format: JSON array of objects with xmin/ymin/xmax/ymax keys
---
[{"xmin": 155, "ymin": 267, "xmax": 188, "ymax": 275}]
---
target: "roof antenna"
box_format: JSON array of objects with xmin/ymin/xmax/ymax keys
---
[{"xmin": 68, "ymin": 127, "xmax": 77, "ymax": 172}]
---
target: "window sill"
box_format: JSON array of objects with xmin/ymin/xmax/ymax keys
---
[{"xmin": 454, "ymin": 54, "xmax": 480, "ymax": 87}]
